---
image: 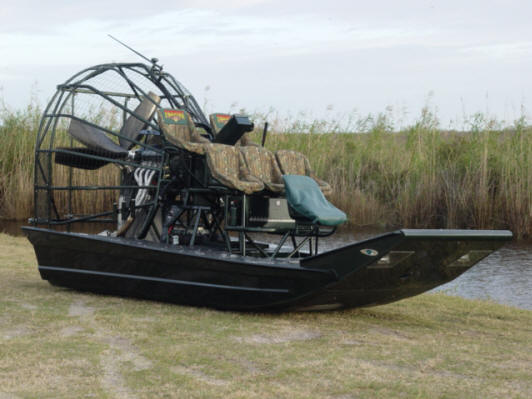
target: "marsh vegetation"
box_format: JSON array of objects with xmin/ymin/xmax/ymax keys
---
[{"xmin": 1, "ymin": 101, "xmax": 530, "ymax": 238}]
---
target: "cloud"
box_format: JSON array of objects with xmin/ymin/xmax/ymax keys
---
[
  {"xmin": 460, "ymin": 42, "xmax": 532, "ymax": 60},
  {"xmin": 1, "ymin": 0, "xmax": 531, "ymax": 124},
  {"xmin": 0, "ymin": 7, "xmax": 439, "ymax": 70}
]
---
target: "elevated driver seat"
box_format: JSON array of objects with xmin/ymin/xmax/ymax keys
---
[
  {"xmin": 158, "ymin": 109, "xmax": 210, "ymax": 154},
  {"xmin": 209, "ymin": 113, "xmax": 231, "ymax": 135}
]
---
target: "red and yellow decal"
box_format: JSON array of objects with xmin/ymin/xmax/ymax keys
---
[
  {"xmin": 215, "ymin": 114, "xmax": 230, "ymax": 124},
  {"xmin": 163, "ymin": 109, "xmax": 185, "ymax": 122}
]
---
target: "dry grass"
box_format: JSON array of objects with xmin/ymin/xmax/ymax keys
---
[
  {"xmin": 253, "ymin": 113, "xmax": 532, "ymax": 239},
  {"xmin": 1, "ymin": 103, "xmax": 531, "ymax": 238},
  {"xmin": 1, "ymin": 233, "xmax": 531, "ymax": 398}
]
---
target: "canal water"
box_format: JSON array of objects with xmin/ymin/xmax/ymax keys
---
[
  {"xmin": 318, "ymin": 230, "xmax": 531, "ymax": 311},
  {"xmin": 2, "ymin": 221, "xmax": 531, "ymax": 310}
]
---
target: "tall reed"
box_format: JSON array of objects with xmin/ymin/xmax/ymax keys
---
[
  {"xmin": 0, "ymin": 99, "xmax": 120, "ymax": 221},
  {"xmin": 0, "ymin": 100, "xmax": 40, "ymax": 220},
  {"xmin": 1, "ymin": 102, "xmax": 530, "ymax": 239},
  {"xmin": 250, "ymin": 109, "xmax": 531, "ymax": 239}
]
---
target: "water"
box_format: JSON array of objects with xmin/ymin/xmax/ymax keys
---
[
  {"xmin": 320, "ymin": 230, "xmax": 532, "ymax": 310},
  {"xmin": 2, "ymin": 221, "xmax": 531, "ymax": 310},
  {"xmin": 431, "ymin": 244, "xmax": 532, "ymax": 310}
]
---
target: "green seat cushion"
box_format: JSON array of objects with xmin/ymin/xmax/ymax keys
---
[{"xmin": 282, "ymin": 175, "xmax": 347, "ymax": 226}]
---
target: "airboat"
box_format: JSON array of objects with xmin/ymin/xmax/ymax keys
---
[{"xmin": 23, "ymin": 48, "xmax": 512, "ymax": 311}]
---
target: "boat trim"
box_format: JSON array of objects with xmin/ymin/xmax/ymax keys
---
[{"xmin": 39, "ymin": 265, "xmax": 291, "ymax": 294}]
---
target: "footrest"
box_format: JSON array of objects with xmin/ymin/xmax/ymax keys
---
[{"xmin": 283, "ymin": 175, "xmax": 347, "ymax": 226}]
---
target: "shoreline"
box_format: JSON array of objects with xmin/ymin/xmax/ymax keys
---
[{"xmin": 3, "ymin": 219, "xmax": 532, "ymax": 244}]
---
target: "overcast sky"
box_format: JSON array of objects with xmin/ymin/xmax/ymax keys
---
[{"xmin": 1, "ymin": 0, "xmax": 531, "ymax": 128}]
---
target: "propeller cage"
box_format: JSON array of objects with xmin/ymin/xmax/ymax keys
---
[{"xmin": 33, "ymin": 63, "xmax": 208, "ymax": 232}]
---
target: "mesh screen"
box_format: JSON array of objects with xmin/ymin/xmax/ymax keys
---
[{"xmin": 32, "ymin": 63, "xmax": 191, "ymax": 231}]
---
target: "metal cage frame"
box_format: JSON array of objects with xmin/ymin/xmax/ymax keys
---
[{"xmin": 32, "ymin": 63, "xmax": 209, "ymax": 233}]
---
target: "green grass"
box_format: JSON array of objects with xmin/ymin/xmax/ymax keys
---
[{"xmin": 1, "ymin": 233, "xmax": 531, "ymax": 398}]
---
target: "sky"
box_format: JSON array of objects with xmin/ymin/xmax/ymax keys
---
[{"xmin": 1, "ymin": 0, "xmax": 531, "ymax": 129}]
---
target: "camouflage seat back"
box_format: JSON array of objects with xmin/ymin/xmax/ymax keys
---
[
  {"xmin": 275, "ymin": 150, "xmax": 307, "ymax": 175},
  {"xmin": 275, "ymin": 150, "xmax": 333, "ymax": 196},
  {"xmin": 209, "ymin": 113, "xmax": 231, "ymax": 135},
  {"xmin": 240, "ymin": 146, "xmax": 284, "ymax": 193},
  {"xmin": 205, "ymin": 144, "xmax": 264, "ymax": 194},
  {"xmin": 237, "ymin": 133, "xmax": 259, "ymax": 147},
  {"xmin": 158, "ymin": 109, "xmax": 209, "ymax": 154},
  {"xmin": 210, "ymin": 113, "xmax": 257, "ymax": 146}
]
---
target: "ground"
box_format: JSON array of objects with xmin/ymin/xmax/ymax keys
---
[{"xmin": 0, "ymin": 233, "xmax": 531, "ymax": 398}]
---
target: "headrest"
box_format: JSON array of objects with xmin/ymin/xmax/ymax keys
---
[{"xmin": 209, "ymin": 113, "xmax": 231, "ymax": 132}]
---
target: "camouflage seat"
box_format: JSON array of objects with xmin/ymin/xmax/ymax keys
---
[
  {"xmin": 158, "ymin": 109, "xmax": 210, "ymax": 154},
  {"xmin": 237, "ymin": 133, "xmax": 260, "ymax": 147},
  {"xmin": 240, "ymin": 146, "xmax": 284, "ymax": 193},
  {"xmin": 209, "ymin": 113, "xmax": 231, "ymax": 135},
  {"xmin": 205, "ymin": 144, "xmax": 264, "ymax": 194},
  {"xmin": 210, "ymin": 113, "xmax": 257, "ymax": 146},
  {"xmin": 275, "ymin": 150, "xmax": 332, "ymax": 196}
]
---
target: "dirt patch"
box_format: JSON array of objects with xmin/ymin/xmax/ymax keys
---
[
  {"xmin": 234, "ymin": 328, "xmax": 321, "ymax": 344},
  {"xmin": 59, "ymin": 325, "xmax": 85, "ymax": 337},
  {"xmin": 100, "ymin": 348, "xmax": 137, "ymax": 399},
  {"xmin": 100, "ymin": 335, "xmax": 153, "ymax": 371},
  {"xmin": 342, "ymin": 339, "xmax": 366, "ymax": 345},
  {"xmin": 0, "ymin": 392, "xmax": 21, "ymax": 399},
  {"xmin": 370, "ymin": 327, "xmax": 412, "ymax": 340},
  {"xmin": 64, "ymin": 298, "xmax": 151, "ymax": 395},
  {"xmin": 19, "ymin": 303, "xmax": 37, "ymax": 310},
  {"xmin": 234, "ymin": 358, "xmax": 262, "ymax": 375},
  {"xmin": 96, "ymin": 334, "xmax": 151, "ymax": 397},
  {"xmin": 171, "ymin": 365, "xmax": 229, "ymax": 386},
  {"xmin": 2, "ymin": 325, "xmax": 30, "ymax": 340},
  {"xmin": 68, "ymin": 299, "xmax": 95, "ymax": 317},
  {"xmin": 132, "ymin": 316, "xmax": 156, "ymax": 323}
]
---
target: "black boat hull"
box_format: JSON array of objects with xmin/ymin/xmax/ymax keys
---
[{"xmin": 23, "ymin": 227, "xmax": 512, "ymax": 311}]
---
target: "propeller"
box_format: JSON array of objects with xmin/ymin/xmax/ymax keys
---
[
  {"xmin": 68, "ymin": 119, "xmax": 128, "ymax": 155},
  {"xmin": 55, "ymin": 147, "xmax": 128, "ymax": 170},
  {"xmin": 55, "ymin": 146, "xmax": 162, "ymax": 170},
  {"xmin": 57, "ymin": 98, "xmax": 162, "ymax": 169},
  {"xmin": 119, "ymin": 92, "xmax": 161, "ymax": 149}
]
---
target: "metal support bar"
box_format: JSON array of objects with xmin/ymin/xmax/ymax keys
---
[
  {"xmin": 243, "ymin": 233, "xmax": 269, "ymax": 258},
  {"xmin": 287, "ymin": 235, "xmax": 311, "ymax": 259},
  {"xmin": 189, "ymin": 209, "xmax": 202, "ymax": 247},
  {"xmin": 271, "ymin": 231, "xmax": 290, "ymax": 259},
  {"xmin": 240, "ymin": 195, "xmax": 247, "ymax": 255},
  {"xmin": 223, "ymin": 231, "xmax": 233, "ymax": 254}
]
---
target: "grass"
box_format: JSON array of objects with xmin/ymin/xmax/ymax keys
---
[
  {"xmin": 1, "ymin": 233, "xmax": 531, "ymax": 398},
  {"xmin": 1, "ymin": 101, "xmax": 531, "ymax": 239}
]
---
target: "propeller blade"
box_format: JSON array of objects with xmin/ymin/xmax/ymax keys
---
[
  {"xmin": 119, "ymin": 92, "xmax": 161, "ymax": 149},
  {"xmin": 54, "ymin": 147, "xmax": 126, "ymax": 170},
  {"xmin": 68, "ymin": 119, "xmax": 128, "ymax": 155}
]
